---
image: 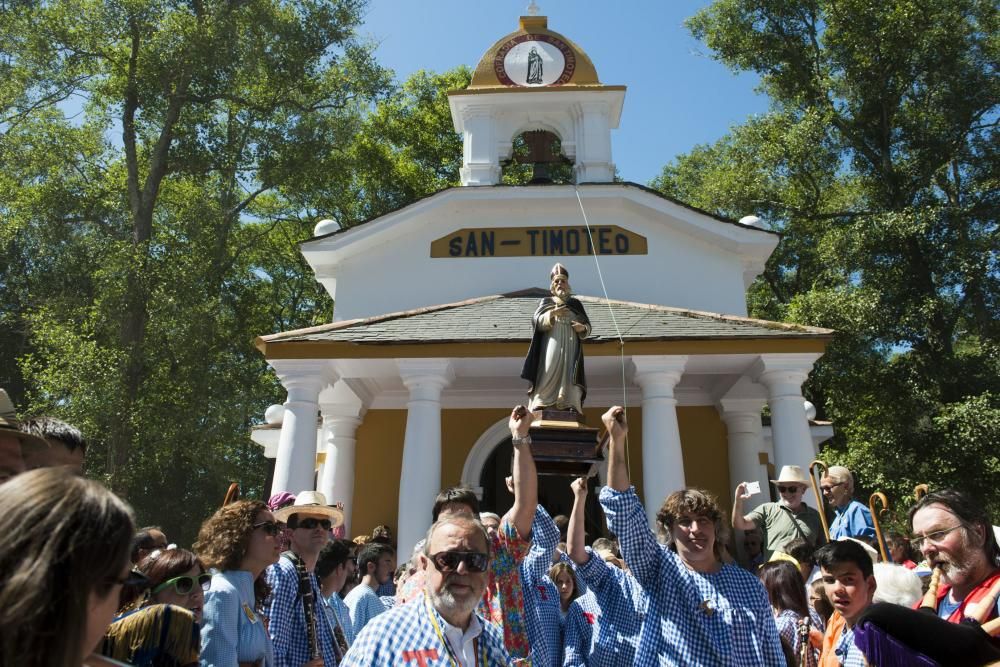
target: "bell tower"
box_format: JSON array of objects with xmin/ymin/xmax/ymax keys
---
[{"xmin": 449, "ymin": 13, "xmax": 626, "ymax": 186}]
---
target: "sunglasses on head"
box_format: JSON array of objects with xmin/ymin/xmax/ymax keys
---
[
  {"xmin": 296, "ymin": 517, "xmax": 332, "ymax": 531},
  {"xmin": 776, "ymin": 485, "xmax": 802, "ymax": 494},
  {"xmin": 152, "ymin": 573, "xmax": 212, "ymax": 596},
  {"xmin": 428, "ymin": 551, "xmax": 489, "ymax": 573},
  {"xmin": 253, "ymin": 520, "xmax": 281, "ymax": 536}
]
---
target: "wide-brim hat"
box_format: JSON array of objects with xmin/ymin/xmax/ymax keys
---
[
  {"xmin": 770, "ymin": 465, "xmax": 809, "ymax": 487},
  {"xmin": 0, "ymin": 389, "xmax": 47, "ymax": 449},
  {"xmin": 273, "ymin": 490, "xmax": 344, "ymax": 527}
]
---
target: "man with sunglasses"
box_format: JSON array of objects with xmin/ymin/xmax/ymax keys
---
[
  {"xmin": 909, "ymin": 488, "xmax": 1000, "ymax": 623},
  {"xmin": 341, "ymin": 515, "xmax": 512, "ymax": 666},
  {"xmin": 269, "ymin": 491, "xmax": 346, "ymax": 666},
  {"xmin": 733, "ymin": 465, "xmax": 825, "ymax": 561}
]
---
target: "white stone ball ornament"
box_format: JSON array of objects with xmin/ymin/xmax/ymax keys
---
[
  {"xmin": 264, "ymin": 403, "xmax": 285, "ymax": 425},
  {"xmin": 314, "ymin": 218, "xmax": 340, "ymax": 236}
]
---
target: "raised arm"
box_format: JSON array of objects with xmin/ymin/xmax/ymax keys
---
[
  {"xmin": 520, "ymin": 503, "xmax": 559, "ymax": 582},
  {"xmin": 732, "ymin": 482, "xmax": 758, "ymax": 531},
  {"xmin": 568, "ymin": 477, "xmax": 589, "ymax": 565},
  {"xmin": 603, "ymin": 406, "xmax": 629, "ymax": 492},
  {"xmin": 508, "ymin": 405, "xmax": 539, "ymax": 539}
]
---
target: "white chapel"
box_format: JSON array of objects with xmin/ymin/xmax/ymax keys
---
[{"xmin": 252, "ymin": 12, "xmax": 833, "ymax": 558}]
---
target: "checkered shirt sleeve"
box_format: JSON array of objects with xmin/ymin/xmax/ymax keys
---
[
  {"xmin": 599, "ymin": 485, "xmax": 786, "ymax": 666},
  {"xmin": 519, "ymin": 506, "xmax": 563, "ymax": 667},
  {"xmin": 326, "ymin": 593, "xmax": 356, "ymax": 646},
  {"xmin": 568, "ymin": 549, "xmax": 645, "ymax": 666},
  {"xmin": 200, "ymin": 572, "xmax": 275, "ymax": 667},
  {"xmin": 341, "ymin": 595, "xmax": 512, "ymax": 666},
  {"xmin": 265, "ymin": 558, "xmax": 338, "ymax": 667}
]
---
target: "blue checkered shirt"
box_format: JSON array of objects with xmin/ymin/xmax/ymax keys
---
[
  {"xmin": 600, "ymin": 486, "xmax": 785, "ymax": 666},
  {"xmin": 341, "ymin": 594, "xmax": 512, "ymax": 666},
  {"xmin": 200, "ymin": 570, "xmax": 275, "ymax": 667},
  {"xmin": 520, "ymin": 506, "xmax": 563, "ymax": 667},
  {"xmin": 345, "ymin": 583, "xmax": 388, "ymax": 636},
  {"xmin": 835, "ymin": 622, "xmax": 867, "ymax": 667},
  {"xmin": 564, "ymin": 548, "xmax": 646, "ymax": 666},
  {"xmin": 562, "ymin": 590, "xmax": 599, "ymax": 666},
  {"xmin": 325, "ymin": 592, "xmax": 356, "ymax": 646},
  {"xmin": 265, "ymin": 556, "xmax": 339, "ymax": 667}
]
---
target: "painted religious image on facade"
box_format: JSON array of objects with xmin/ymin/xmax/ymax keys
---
[{"xmin": 494, "ymin": 34, "xmax": 576, "ymax": 86}]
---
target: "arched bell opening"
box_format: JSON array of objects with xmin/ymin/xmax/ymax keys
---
[{"xmin": 502, "ymin": 129, "xmax": 574, "ymax": 185}]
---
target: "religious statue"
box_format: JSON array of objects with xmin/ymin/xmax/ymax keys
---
[
  {"xmin": 526, "ymin": 46, "xmax": 543, "ymax": 84},
  {"xmin": 521, "ymin": 263, "xmax": 591, "ymax": 414}
]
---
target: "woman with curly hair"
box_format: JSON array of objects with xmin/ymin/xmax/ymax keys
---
[
  {"xmin": 0, "ymin": 467, "xmax": 139, "ymax": 667},
  {"xmin": 194, "ymin": 500, "xmax": 281, "ymax": 667}
]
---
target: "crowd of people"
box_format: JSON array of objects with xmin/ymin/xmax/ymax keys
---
[{"xmin": 3, "ymin": 387, "xmax": 1000, "ymax": 666}]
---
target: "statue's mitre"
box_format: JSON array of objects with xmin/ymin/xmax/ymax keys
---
[{"xmin": 550, "ymin": 263, "xmax": 569, "ymax": 280}]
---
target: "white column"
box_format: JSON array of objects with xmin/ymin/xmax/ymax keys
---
[
  {"xmin": 396, "ymin": 359, "xmax": 454, "ymax": 560},
  {"xmin": 752, "ymin": 354, "xmax": 820, "ymax": 504},
  {"xmin": 573, "ymin": 101, "xmax": 615, "ymax": 183},
  {"xmin": 632, "ymin": 356, "xmax": 688, "ymax": 528},
  {"xmin": 457, "ymin": 107, "xmax": 500, "ymax": 186},
  {"xmin": 270, "ymin": 361, "xmax": 334, "ymax": 497},
  {"xmin": 318, "ymin": 408, "xmax": 362, "ymax": 536},
  {"xmin": 718, "ymin": 400, "xmax": 768, "ymax": 513}
]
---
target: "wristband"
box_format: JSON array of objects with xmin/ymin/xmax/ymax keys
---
[{"xmin": 511, "ymin": 435, "xmax": 532, "ymax": 447}]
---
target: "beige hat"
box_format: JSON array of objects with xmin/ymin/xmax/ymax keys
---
[
  {"xmin": 770, "ymin": 465, "xmax": 809, "ymax": 487},
  {"xmin": 273, "ymin": 490, "xmax": 345, "ymax": 527},
  {"xmin": 0, "ymin": 389, "xmax": 47, "ymax": 448}
]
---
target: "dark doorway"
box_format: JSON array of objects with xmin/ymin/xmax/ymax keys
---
[{"xmin": 479, "ymin": 437, "xmax": 609, "ymax": 545}]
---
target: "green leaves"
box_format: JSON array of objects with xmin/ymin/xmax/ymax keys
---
[{"xmin": 670, "ymin": 0, "xmax": 1000, "ymax": 517}]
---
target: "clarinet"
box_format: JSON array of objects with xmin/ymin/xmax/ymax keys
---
[
  {"xmin": 285, "ymin": 551, "xmax": 321, "ymax": 661},
  {"xmin": 302, "ymin": 576, "xmax": 320, "ymax": 660},
  {"xmin": 798, "ymin": 615, "xmax": 811, "ymax": 666}
]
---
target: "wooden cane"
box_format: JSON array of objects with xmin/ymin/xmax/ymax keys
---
[
  {"xmin": 222, "ymin": 482, "xmax": 240, "ymax": 507},
  {"xmin": 869, "ymin": 492, "xmax": 890, "ymax": 561},
  {"xmin": 919, "ymin": 566, "xmax": 942, "ymax": 611},
  {"xmin": 809, "ymin": 460, "xmax": 831, "ymax": 541}
]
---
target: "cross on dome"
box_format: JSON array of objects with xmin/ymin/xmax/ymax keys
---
[{"xmin": 526, "ymin": 1, "xmax": 540, "ymax": 16}]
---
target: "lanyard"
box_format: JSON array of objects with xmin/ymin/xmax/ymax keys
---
[{"xmin": 423, "ymin": 594, "xmax": 488, "ymax": 667}]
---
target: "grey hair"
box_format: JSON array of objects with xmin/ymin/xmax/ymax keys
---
[
  {"xmin": 479, "ymin": 512, "xmax": 501, "ymax": 524},
  {"xmin": 422, "ymin": 515, "xmax": 491, "ymax": 556},
  {"xmin": 826, "ymin": 466, "xmax": 854, "ymax": 493}
]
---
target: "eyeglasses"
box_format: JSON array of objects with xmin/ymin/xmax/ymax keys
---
[
  {"xmin": 152, "ymin": 573, "xmax": 212, "ymax": 596},
  {"xmin": 820, "ymin": 482, "xmax": 845, "ymax": 493},
  {"xmin": 111, "ymin": 569, "xmax": 150, "ymax": 588},
  {"xmin": 428, "ymin": 551, "xmax": 490, "ymax": 573},
  {"xmin": 776, "ymin": 485, "xmax": 802, "ymax": 494},
  {"xmin": 253, "ymin": 521, "xmax": 281, "ymax": 536},
  {"xmin": 911, "ymin": 524, "xmax": 965, "ymax": 551},
  {"xmin": 296, "ymin": 517, "xmax": 332, "ymax": 531}
]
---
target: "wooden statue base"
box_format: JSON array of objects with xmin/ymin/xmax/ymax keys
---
[{"xmin": 528, "ymin": 409, "xmax": 603, "ymax": 476}]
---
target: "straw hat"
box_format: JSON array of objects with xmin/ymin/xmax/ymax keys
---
[
  {"xmin": 769, "ymin": 465, "xmax": 809, "ymax": 487},
  {"xmin": 273, "ymin": 490, "xmax": 344, "ymax": 527},
  {"xmin": 0, "ymin": 389, "xmax": 47, "ymax": 448}
]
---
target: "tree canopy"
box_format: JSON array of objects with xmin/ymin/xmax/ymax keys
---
[{"xmin": 656, "ymin": 0, "xmax": 999, "ymax": 519}]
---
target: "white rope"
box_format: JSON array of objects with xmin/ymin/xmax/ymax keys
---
[{"xmin": 574, "ymin": 186, "xmax": 631, "ymax": 474}]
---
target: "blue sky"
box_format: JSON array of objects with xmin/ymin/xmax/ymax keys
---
[{"xmin": 358, "ymin": 1, "xmax": 770, "ymax": 185}]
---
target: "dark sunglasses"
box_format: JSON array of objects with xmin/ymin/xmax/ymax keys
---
[
  {"xmin": 428, "ymin": 551, "xmax": 490, "ymax": 573},
  {"xmin": 296, "ymin": 518, "xmax": 332, "ymax": 531},
  {"xmin": 152, "ymin": 573, "xmax": 212, "ymax": 596},
  {"xmin": 776, "ymin": 485, "xmax": 802, "ymax": 494},
  {"xmin": 253, "ymin": 520, "xmax": 281, "ymax": 536},
  {"xmin": 111, "ymin": 569, "xmax": 150, "ymax": 588}
]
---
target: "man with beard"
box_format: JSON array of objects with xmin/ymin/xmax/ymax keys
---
[
  {"xmin": 909, "ymin": 488, "xmax": 1000, "ymax": 622},
  {"xmin": 521, "ymin": 263, "xmax": 591, "ymax": 415},
  {"xmin": 341, "ymin": 515, "xmax": 511, "ymax": 665},
  {"xmin": 269, "ymin": 492, "xmax": 346, "ymax": 666}
]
